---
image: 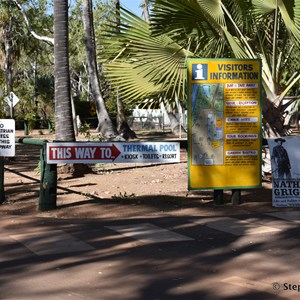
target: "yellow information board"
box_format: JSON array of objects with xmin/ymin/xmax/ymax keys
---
[{"xmin": 187, "ymin": 58, "xmax": 262, "ymax": 189}]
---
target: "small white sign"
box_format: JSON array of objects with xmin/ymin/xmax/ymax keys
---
[
  {"xmin": 0, "ymin": 119, "xmax": 15, "ymax": 157},
  {"xmin": 5, "ymin": 92, "xmax": 19, "ymax": 108}
]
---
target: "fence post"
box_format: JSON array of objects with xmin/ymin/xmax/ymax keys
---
[
  {"xmin": 39, "ymin": 143, "xmax": 57, "ymax": 211},
  {"xmin": 0, "ymin": 157, "xmax": 5, "ymax": 204}
]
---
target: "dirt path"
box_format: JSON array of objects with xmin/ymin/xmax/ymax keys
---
[{"xmin": 0, "ymin": 130, "xmax": 275, "ymax": 219}]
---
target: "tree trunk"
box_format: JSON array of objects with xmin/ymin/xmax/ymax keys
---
[
  {"xmin": 167, "ymin": 111, "xmax": 186, "ymax": 135},
  {"xmin": 54, "ymin": 0, "xmax": 75, "ymax": 141},
  {"xmin": 4, "ymin": 39, "xmax": 14, "ymax": 118},
  {"xmin": 117, "ymin": 94, "xmax": 137, "ymax": 139},
  {"xmin": 115, "ymin": 0, "xmax": 137, "ymax": 140},
  {"xmin": 262, "ymin": 96, "xmax": 286, "ymax": 138},
  {"xmin": 82, "ymin": 0, "xmax": 118, "ymax": 140},
  {"xmin": 71, "ymin": 94, "xmax": 78, "ymax": 136},
  {"xmin": 3, "ymin": 8, "xmax": 14, "ymax": 117},
  {"xmin": 141, "ymin": 0, "xmax": 150, "ymax": 22}
]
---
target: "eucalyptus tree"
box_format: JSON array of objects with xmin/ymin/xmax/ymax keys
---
[
  {"xmin": 82, "ymin": 0, "xmax": 119, "ymax": 139},
  {"xmin": 67, "ymin": 0, "xmax": 135, "ymax": 140},
  {"xmin": 1, "ymin": 0, "xmax": 55, "ymax": 125},
  {"xmin": 0, "ymin": 0, "xmax": 30, "ymax": 117},
  {"xmin": 102, "ymin": 0, "xmax": 300, "ymax": 137},
  {"xmin": 9, "ymin": 0, "xmax": 54, "ymax": 124},
  {"xmin": 9, "ymin": 0, "xmax": 134, "ymax": 140}
]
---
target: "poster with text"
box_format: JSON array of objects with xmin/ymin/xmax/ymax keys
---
[
  {"xmin": 187, "ymin": 58, "xmax": 262, "ymax": 190},
  {"xmin": 0, "ymin": 119, "xmax": 15, "ymax": 157},
  {"xmin": 268, "ymin": 137, "xmax": 300, "ymax": 207}
]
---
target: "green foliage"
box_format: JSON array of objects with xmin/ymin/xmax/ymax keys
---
[
  {"xmin": 105, "ymin": 97, "xmax": 134, "ymax": 120},
  {"xmin": 34, "ymin": 161, "xmax": 41, "ymax": 175},
  {"xmin": 0, "ymin": 0, "xmax": 129, "ymax": 134},
  {"xmin": 24, "ymin": 112, "xmax": 37, "ymax": 133},
  {"xmin": 0, "ymin": 0, "xmax": 54, "ymax": 124},
  {"xmin": 79, "ymin": 121, "xmax": 105, "ymax": 141},
  {"xmin": 4, "ymin": 0, "xmax": 298, "ymax": 138},
  {"xmin": 105, "ymin": 98, "xmax": 118, "ymax": 119},
  {"xmin": 101, "ymin": 0, "xmax": 300, "ymax": 111},
  {"xmin": 69, "ymin": 0, "xmax": 117, "ymax": 107}
]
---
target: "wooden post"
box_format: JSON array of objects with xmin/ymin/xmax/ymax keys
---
[
  {"xmin": 0, "ymin": 157, "xmax": 5, "ymax": 204},
  {"xmin": 39, "ymin": 144, "xmax": 57, "ymax": 211},
  {"xmin": 214, "ymin": 189, "xmax": 224, "ymax": 205},
  {"xmin": 231, "ymin": 189, "xmax": 241, "ymax": 205}
]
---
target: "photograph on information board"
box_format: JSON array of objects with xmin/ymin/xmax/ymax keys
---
[{"xmin": 268, "ymin": 137, "xmax": 300, "ymax": 207}]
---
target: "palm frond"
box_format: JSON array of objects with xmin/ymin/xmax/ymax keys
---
[
  {"xmin": 98, "ymin": 0, "xmax": 300, "ymax": 111},
  {"xmin": 252, "ymin": 0, "xmax": 300, "ymax": 42},
  {"xmin": 101, "ymin": 7, "xmax": 190, "ymax": 102},
  {"xmin": 104, "ymin": 61, "xmax": 164, "ymax": 101}
]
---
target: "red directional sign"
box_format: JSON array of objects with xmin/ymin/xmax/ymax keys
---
[
  {"xmin": 47, "ymin": 142, "xmax": 180, "ymax": 164},
  {"xmin": 47, "ymin": 143, "xmax": 121, "ymax": 163}
]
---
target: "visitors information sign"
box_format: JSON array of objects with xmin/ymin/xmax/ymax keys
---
[
  {"xmin": 0, "ymin": 119, "xmax": 15, "ymax": 157},
  {"xmin": 47, "ymin": 142, "xmax": 180, "ymax": 164},
  {"xmin": 187, "ymin": 58, "xmax": 262, "ymax": 189}
]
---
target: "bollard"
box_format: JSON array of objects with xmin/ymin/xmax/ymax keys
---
[
  {"xmin": 213, "ymin": 189, "xmax": 224, "ymax": 205},
  {"xmin": 39, "ymin": 143, "xmax": 57, "ymax": 211}
]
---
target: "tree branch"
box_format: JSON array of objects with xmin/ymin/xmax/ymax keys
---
[{"xmin": 11, "ymin": 0, "xmax": 54, "ymax": 45}]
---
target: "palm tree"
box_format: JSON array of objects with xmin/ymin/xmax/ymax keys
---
[
  {"xmin": 101, "ymin": 8, "xmax": 188, "ymax": 106},
  {"xmin": 102, "ymin": 0, "xmax": 300, "ymax": 137},
  {"xmin": 114, "ymin": 0, "xmax": 137, "ymax": 139},
  {"xmin": 54, "ymin": 0, "xmax": 75, "ymax": 141}
]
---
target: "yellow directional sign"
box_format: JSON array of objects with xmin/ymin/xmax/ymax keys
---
[{"xmin": 89, "ymin": 102, "xmax": 96, "ymax": 116}]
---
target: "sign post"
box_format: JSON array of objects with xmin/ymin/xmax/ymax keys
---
[{"xmin": 187, "ymin": 58, "xmax": 262, "ymax": 197}]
